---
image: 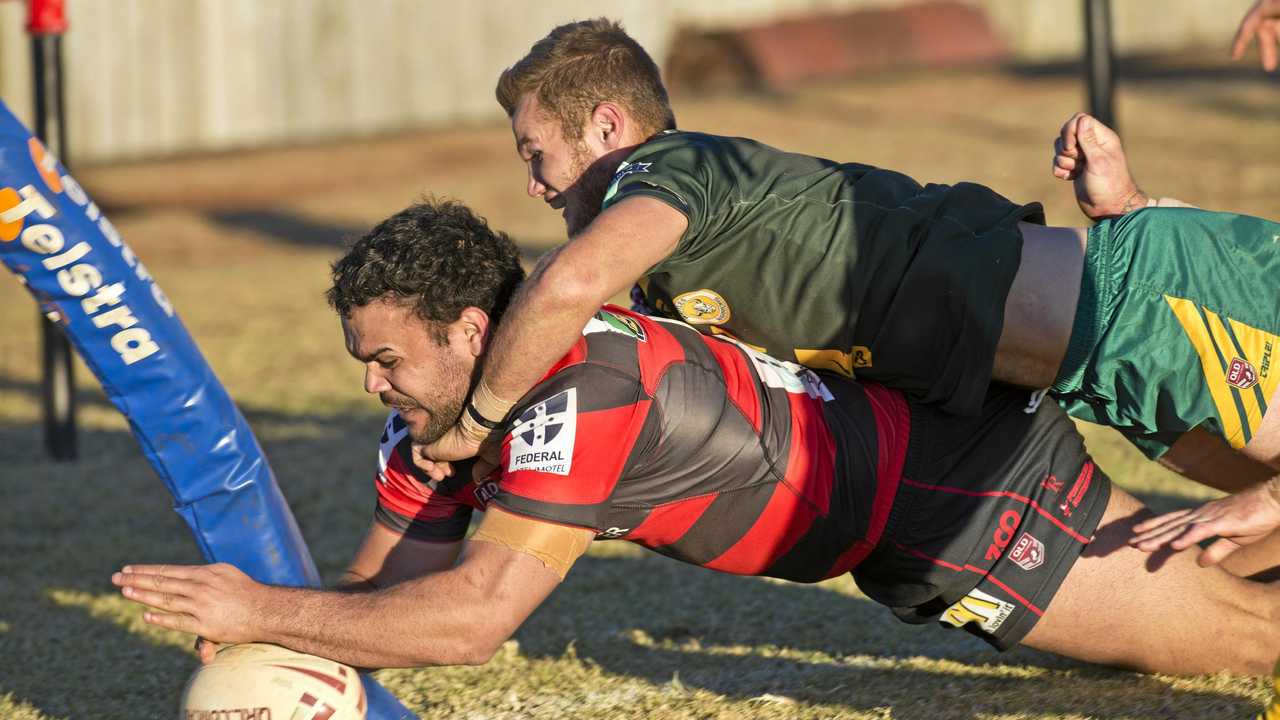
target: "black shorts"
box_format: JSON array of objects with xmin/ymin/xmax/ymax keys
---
[
  {"xmin": 852, "ymin": 384, "xmax": 1111, "ymax": 649},
  {"xmin": 852, "ymin": 192, "xmax": 1043, "ymax": 417}
]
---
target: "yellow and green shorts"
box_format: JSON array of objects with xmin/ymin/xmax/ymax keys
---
[{"xmin": 1050, "ymin": 207, "xmax": 1280, "ymax": 459}]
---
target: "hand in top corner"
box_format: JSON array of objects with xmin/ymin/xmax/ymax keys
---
[{"xmin": 1232, "ymin": 0, "xmax": 1280, "ymax": 71}]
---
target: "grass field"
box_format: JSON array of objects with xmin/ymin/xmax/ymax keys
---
[{"xmin": 2, "ymin": 54, "xmax": 1278, "ymax": 719}]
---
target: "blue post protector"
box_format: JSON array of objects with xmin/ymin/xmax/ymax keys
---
[{"xmin": 0, "ymin": 100, "xmax": 416, "ymax": 720}]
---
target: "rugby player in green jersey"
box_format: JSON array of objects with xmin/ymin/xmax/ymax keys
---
[{"xmin": 421, "ymin": 19, "xmax": 1280, "ymax": 575}]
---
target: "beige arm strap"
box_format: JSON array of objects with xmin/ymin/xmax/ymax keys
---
[{"xmin": 469, "ymin": 506, "xmax": 594, "ymax": 579}]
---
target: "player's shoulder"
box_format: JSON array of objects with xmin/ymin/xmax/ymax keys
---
[
  {"xmin": 538, "ymin": 305, "xmax": 655, "ymax": 387},
  {"xmin": 631, "ymin": 129, "xmax": 765, "ymax": 161},
  {"xmin": 524, "ymin": 305, "xmax": 690, "ymax": 412},
  {"xmin": 580, "ymin": 304, "xmax": 697, "ymax": 363}
]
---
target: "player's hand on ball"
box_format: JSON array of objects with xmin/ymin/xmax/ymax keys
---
[
  {"xmin": 1052, "ymin": 112, "xmax": 1148, "ymax": 220},
  {"xmin": 112, "ymin": 563, "xmax": 266, "ymax": 643},
  {"xmin": 1129, "ymin": 477, "xmax": 1280, "ymax": 566},
  {"xmin": 195, "ymin": 636, "xmax": 221, "ymax": 665}
]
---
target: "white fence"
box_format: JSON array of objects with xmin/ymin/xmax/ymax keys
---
[{"xmin": 0, "ymin": 0, "xmax": 1255, "ymax": 163}]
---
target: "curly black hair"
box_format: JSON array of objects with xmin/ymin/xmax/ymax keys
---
[{"xmin": 327, "ymin": 199, "xmax": 525, "ymax": 341}]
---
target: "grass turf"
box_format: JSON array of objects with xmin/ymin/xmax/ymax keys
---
[{"xmin": 1, "ymin": 54, "xmax": 1277, "ymax": 718}]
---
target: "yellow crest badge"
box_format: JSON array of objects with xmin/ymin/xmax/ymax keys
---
[{"xmin": 673, "ymin": 289, "xmax": 730, "ymax": 325}]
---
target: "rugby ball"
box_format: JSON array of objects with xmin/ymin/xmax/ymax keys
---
[{"xmin": 179, "ymin": 642, "xmax": 366, "ymax": 720}]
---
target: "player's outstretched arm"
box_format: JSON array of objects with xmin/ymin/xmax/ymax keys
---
[
  {"xmin": 419, "ymin": 196, "xmax": 685, "ymax": 466},
  {"xmin": 339, "ymin": 521, "xmax": 464, "ymax": 591},
  {"xmin": 113, "ymin": 512, "xmax": 582, "ymax": 669},
  {"xmin": 1129, "ymin": 476, "xmax": 1280, "ymax": 566},
  {"xmin": 194, "ymin": 522, "xmax": 463, "ymax": 664},
  {"xmin": 1232, "ymin": 0, "xmax": 1280, "ymax": 71}
]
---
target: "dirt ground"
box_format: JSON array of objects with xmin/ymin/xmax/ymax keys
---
[{"xmin": 1, "ymin": 52, "xmax": 1278, "ymax": 719}]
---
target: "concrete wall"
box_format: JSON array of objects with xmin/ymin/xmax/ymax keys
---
[{"xmin": 0, "ymin": 0, "xmax": 1256, "ymax": 163}]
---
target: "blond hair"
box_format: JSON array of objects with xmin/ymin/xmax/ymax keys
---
[{"xmin": 496, "ymin": 18, "xmax": 676, "ymax": 140}]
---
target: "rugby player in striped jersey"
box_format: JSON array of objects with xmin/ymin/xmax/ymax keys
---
[{"xmin": 115, "ymin": 199, "xmax": 1280, "ymax": 679}]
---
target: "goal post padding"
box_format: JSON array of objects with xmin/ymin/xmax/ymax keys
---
[{"xmin": 0, "ymin": 100, "xmax": 416, "ymax": 720}]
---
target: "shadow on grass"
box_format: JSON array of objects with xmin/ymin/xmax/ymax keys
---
[
  {"xmin": 0, "ymin": 405, "xmax": 1266, "ymax": 718},
  {"xmin": 509, "ymin": 553, "xmax": 1265, "ymax": 719},
  {"xmin": 203, "ymin": 209, "xmax": 555, "ymax": 267},
  {"xmin": 0, "ymin": 407, "xmax": 388, "ymax": 718},
  {"xmin": 209, "ymin": 209, "xmax": 365, "ymax": 249}
]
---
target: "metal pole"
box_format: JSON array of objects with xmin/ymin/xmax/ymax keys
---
[
  {"xmin": 1084, "ymin": 0, "xmax": 1117, "ymax": 130},
  {"xmin": 28, "ymin": 0, "xmax": 76, "ymax": 460}
]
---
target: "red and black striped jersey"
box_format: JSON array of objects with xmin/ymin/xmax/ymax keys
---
[{"xmin": 374, "ymin": 305, "xmax": 910, "ymax": 582}]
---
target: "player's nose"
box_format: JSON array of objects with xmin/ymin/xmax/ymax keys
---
[
  {"xmin": 527, "ymin": 167, "xmax": 546, "ymax": 198},
  {"xmin": 363, "ymin": 366, "xmax": 389, "ymax": 394}
]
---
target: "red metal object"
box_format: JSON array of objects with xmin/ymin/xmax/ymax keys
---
[
  {"xmin": 730, "ymin": 1, "xmax": 1006, "ymax": 89},
  {"xmin": 27, "ymin": 0, "xmax": 68, "ymax": 35}
]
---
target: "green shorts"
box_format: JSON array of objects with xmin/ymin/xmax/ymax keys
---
[{"xmin": 1050, "ymin": 207, "xmax": 1280, "ymax": 458}]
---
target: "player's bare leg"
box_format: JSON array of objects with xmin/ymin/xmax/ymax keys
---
[
  {"xmin": 1161, "ymin": 428, "xmax": 1277, "ymax": 493},
  {"xmin": 1021, "ymin": 485, "xmax": 1280, "ymax": 676},
  {"xmin": 1244, "ymin": 383, "xmax": 1280, "ymax": 469},
  {"xmin": 992, "ymin": 222, "xmax": 1088, "ymax": 390},
  {"xmin": 1152, "ymin": 390, "xmax": 1280, "ymax": 579}
]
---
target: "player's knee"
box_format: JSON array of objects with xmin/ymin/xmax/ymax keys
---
[
  {"xmin": 1244, "ymin": 395, "xmax": 1280, "ymax": 468},
  {"xmin": 1234, "ymin": 631, "xmax": 1280, "ymax": 676},
  {"xmin": 1241, "ymin": 430, "xmax": 1280, "ymax": 469},
  {"xmin": 1223, "ymin": 592, "xmax": 1280, "ymax": 675}
]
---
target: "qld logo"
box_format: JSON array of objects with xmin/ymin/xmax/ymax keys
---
[
  {"xmin": 508, "ymin": 388, "xmax": 577, "ymax": 476},
  {"xmin": 1009, "ymin": 532, "xmax": 1046, "ymax": 571},
  {"xmin": 1227, "ymin": 357, "xmax": 1258, "ymax": 390}
]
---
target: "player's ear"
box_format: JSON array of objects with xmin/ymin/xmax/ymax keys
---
[
  {"xmin": 455, "ymin": 306, "xmax": 491, "ymax": 357},
  {"xmin": 588, "ymin": 102, "xmax": 626, "ymax": 149}
]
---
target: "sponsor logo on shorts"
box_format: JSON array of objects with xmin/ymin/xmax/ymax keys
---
[
  {"xmin": 1041, "ymin": 474, "xmax": 1063, "ymax": 494},
  {"xmin": 673, "ymin": 289, "xmax": 731, "ymax": 325},
  {"xmin": 597, "ymin": 526, "xmax": 630, "ymax": 539},
  {"xmin": 1059, "ymin": 461, "xmax": 1094, "ymax": 518},
  {"xmin": 1262, "ymin": 341, "xmax": 1272, "ymax": 379},
  {"xmin": 1227, "ymin": 357, "xmax": 1259, "ymax": 390},
  {"xmin": 508, "ymin": 388, "xmax": 577, "ymax": 476},
  {"xmin": 985, "ymin": 510, "xmax": 1021, "ymax": 561},
  {"xmin": 1009, "ymin": 532, "xmax": 1046, "ymax": 571},
  {"xmin": 941, "ymin": 587, "xmax": 1016, "ymax": 634}
]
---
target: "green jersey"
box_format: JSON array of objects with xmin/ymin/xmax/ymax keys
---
[{"xmin": 602, "ymin": 130, "xmax": 1043, "ymax": 416}]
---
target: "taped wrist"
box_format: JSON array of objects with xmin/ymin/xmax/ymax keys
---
[{"xmin": 459, "ymin": 380, "xmax": 516, "ymax": 443}]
